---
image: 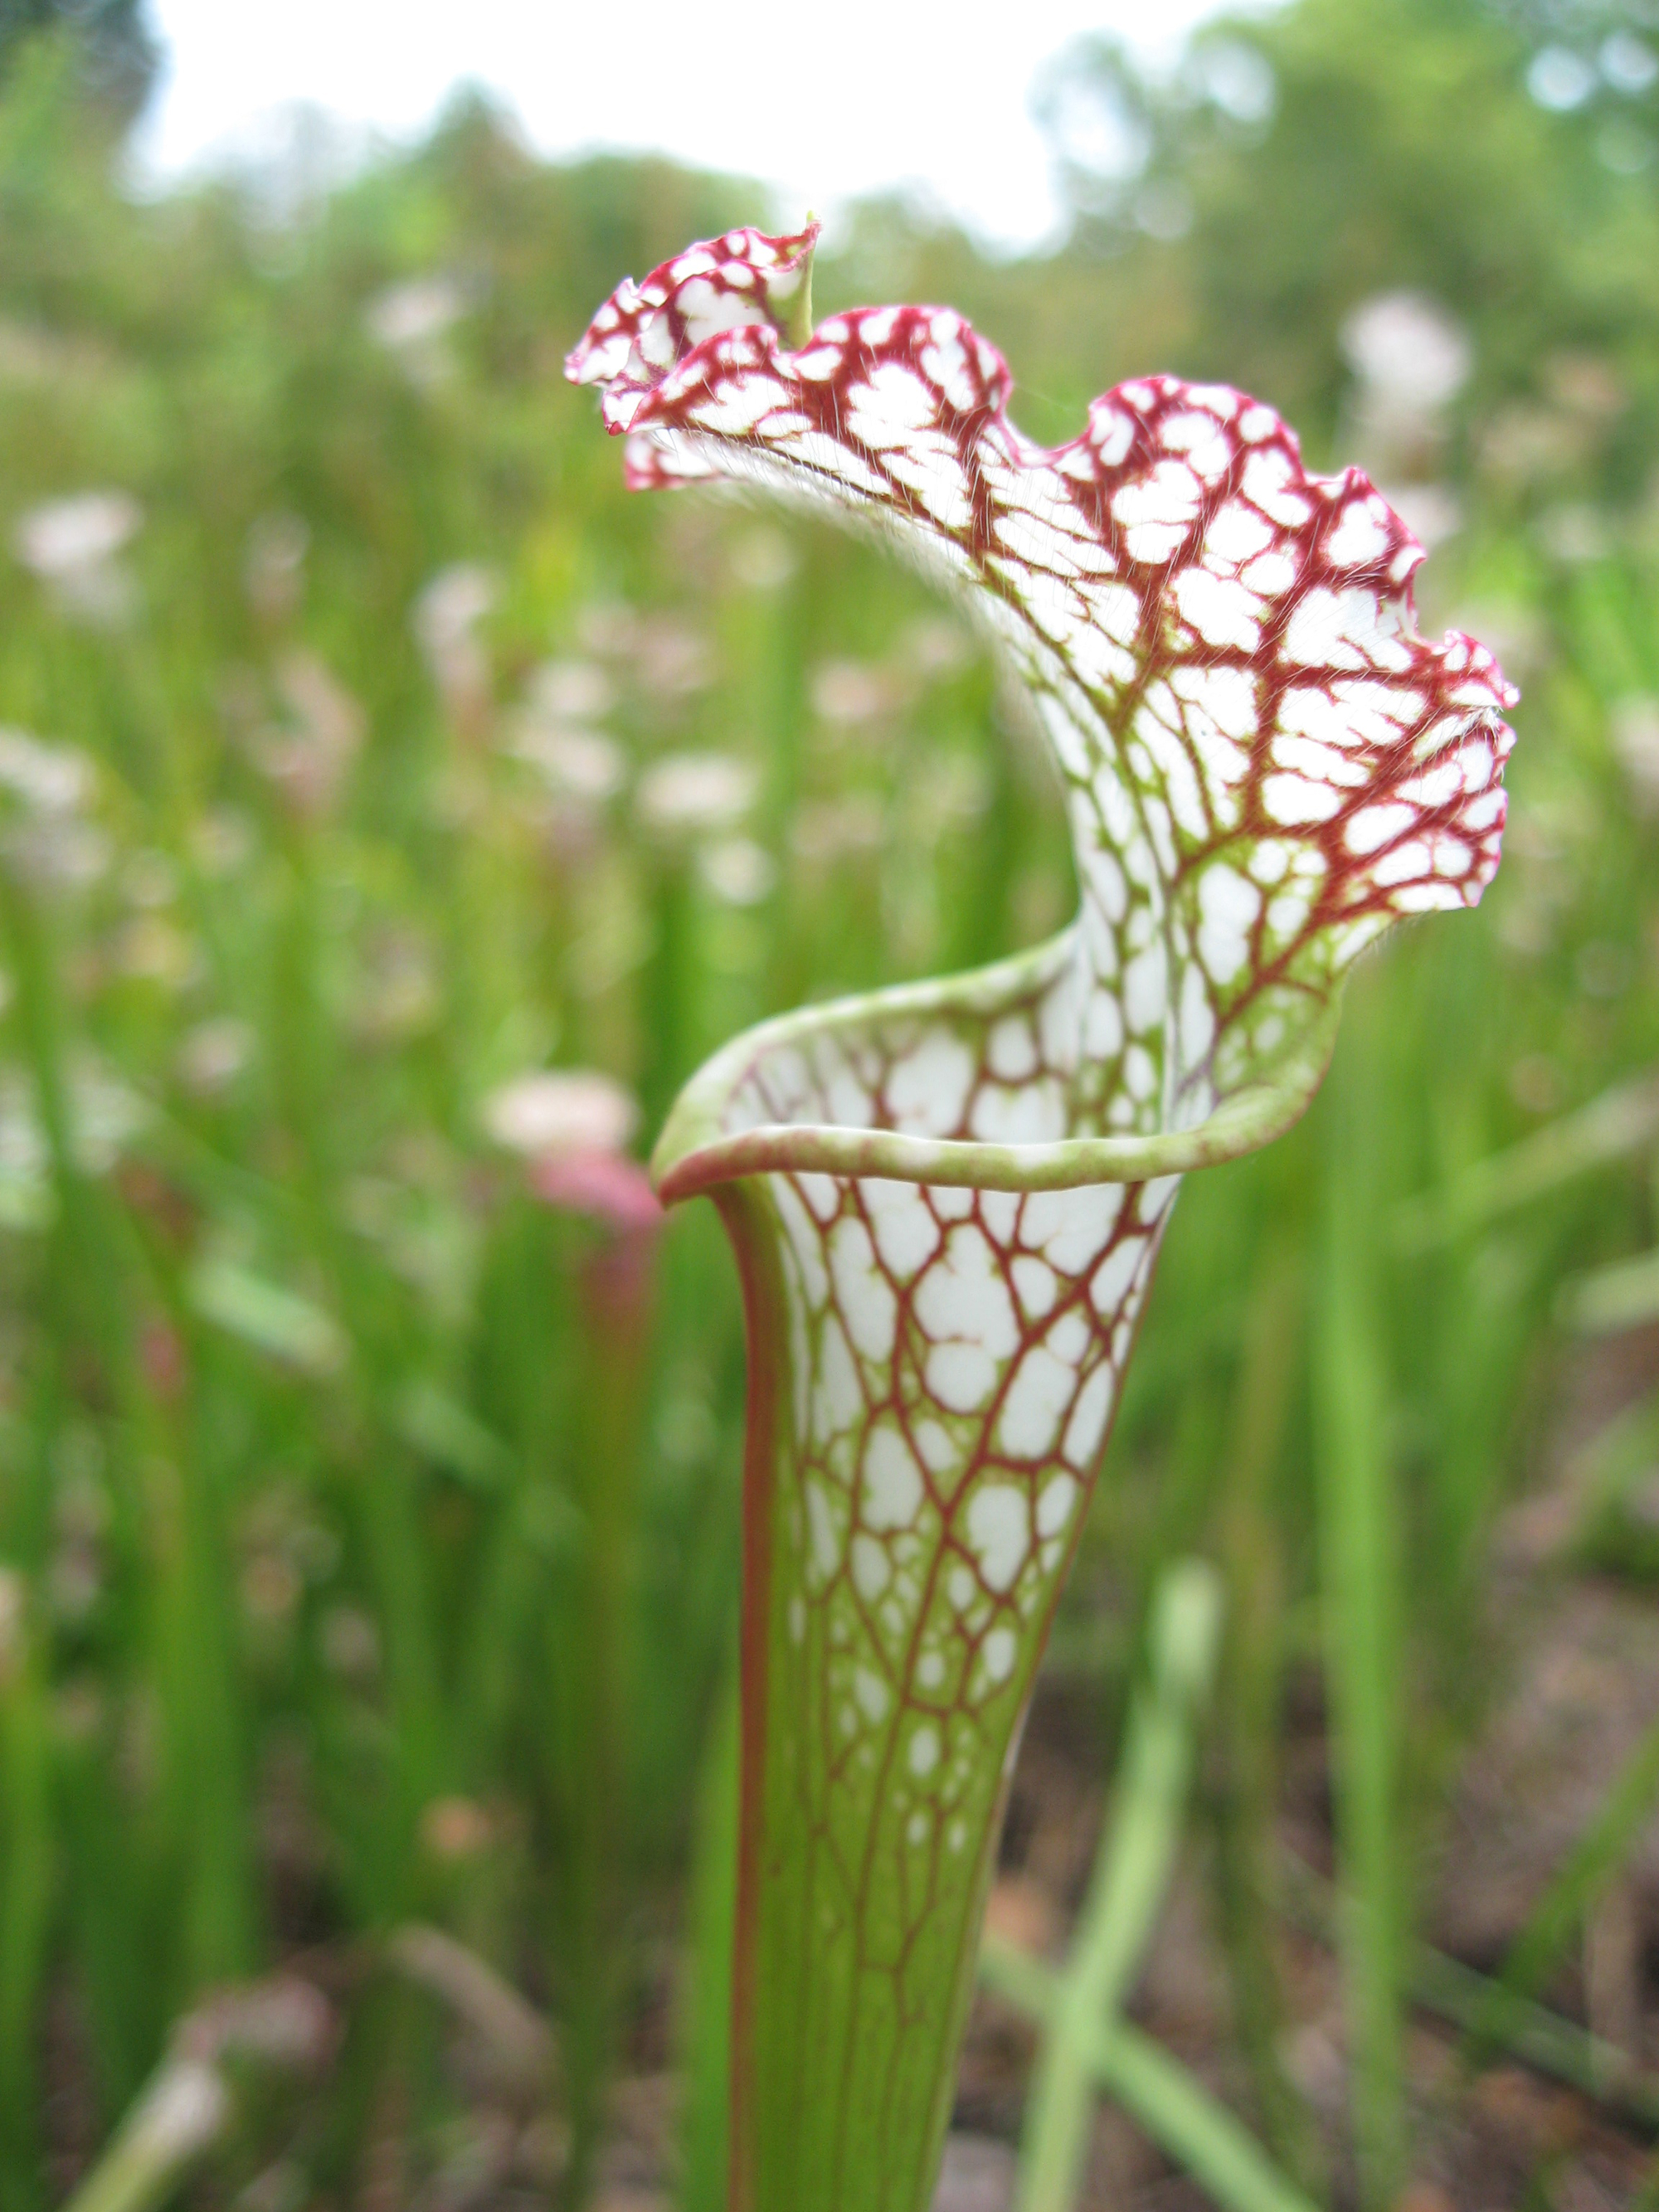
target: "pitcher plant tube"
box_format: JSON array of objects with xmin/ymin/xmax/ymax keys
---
[{"xmin": 567, "ymin": 223, "xmax": 1516, "ymax": 2212}]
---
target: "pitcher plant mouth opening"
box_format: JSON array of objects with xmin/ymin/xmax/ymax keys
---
[{"xmin": 568, "ymin": 221, "xmax": 1515, "ymax": 2212}]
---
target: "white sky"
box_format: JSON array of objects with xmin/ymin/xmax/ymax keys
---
[{"xmin": 138, "ymin": 2, "xmax": 1234, "ymax": 250}]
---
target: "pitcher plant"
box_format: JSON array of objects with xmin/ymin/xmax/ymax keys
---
[{"xmin": 567, "ymin": 221, "xmax": 1515, "ymax": 2212}]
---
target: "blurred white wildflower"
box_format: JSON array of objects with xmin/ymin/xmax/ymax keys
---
[
  {"xmin": 244, "ymin": 512, "xmax": 309, "ymax": 625},
  {"xmin": 0, "ymin": 1056, "xmax": 145, "ymax": 1218},
  {"xmin": 791, "ymin": 793, "xmax": 886, "ymax": 866},
  {"xmin": 1342, "ymin": 292, "xmax": 1471, "ymax": 552},
  {"xmin": 414, "ymin": 563, "xmax": 496, "ymax": 662},
  {"xmin": 636, "ymin": 618, "xmax": 713, "ymax": 700},
  {"xmin": 810, "ymin": 659, "xmax": 903, "ymax": 730},
  {"xmin": 482, "ymin": 1068, "xmax": 639, "ymax": 1159},
  {"xmin": 510, "ymin": 722, "xmax": 625, "ymax": 805},
  {"xmin": 254, "ymin": 650, "xmax": 366, "ymax": 819},
  {"xmin": 0, "ymin": 726, "xmax": 94, "ymax": 814},
  {"xmin": 900, "ymin": 617, "xmax": 974, "ymax": 681},
  {"xmin": 0, "ymin": 727, "xmax": 108, "ymax": 894},
  {"xmin": 191, "ymin": 807, "xmax": 255, "ymax": 878},
  {"xmin": 1536, "ymin": 503, "xmax": 1612, "ymax": 563},
  {"xmin": 71, "ymin": 1056, "xmax": 148, "ymax": 1173},
  {"xmin": 1377, "ymin": 482, "xmax": 1463, "ymax": 551},
  {"xmin": 635, "ymin": 751, "xmax": 757, "ymax": 839},
  {"xmin": 413, "ymin": 563, "xmax": 496, "ymax": 735},
  {"xmin": 1344, "ymin": 289, "xmax": 1471, "ymax": 405},
  {"xmin": 1612, "ymin": 698, "xmax": 1659, "ymax": 813},
  {"xmin": 507, "ymin": 659, "xmax": 624, "ymax": 844},
  {"xmin": 366, "ymin": 274, "xmax": 471, "ymax": 387},
  {"xmin": 527, "ymin": 658, "xmax": 613, "ymax": 723},
  {"xmin": 576, "ymin": 600, "xmax": 641, "ymax": 659},
  {"xmin": 728, "ymin": 524, "xmax": 800, "ymax": 591},
  {"xmin": 1342, "ymin": 291, "xmax": 1471, "ymax": 466},
  {"xmin": 178, "ymin": 1016, "xmax": 255, "ymax": 1096},
  {"xmin": 699, "ymin": 837, "xmax": 776, "ymax": 907},
  {"xmin": 14, "ymin": 490, "xmax": 142, "ymax": 625},
  {"xmin": 113, "ymin": 915, "xmax": 196, "ymax": 988},
  {"xmin": 367, "ymin": 275, "xmax": 465, "ymax": 350}
]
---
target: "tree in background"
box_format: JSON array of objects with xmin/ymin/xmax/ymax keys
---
[
  {"xmin": 1037, "ymin": 0, "xmax": 1659, "ymax": 475},
  {"xmin": 0, "ymin": 0, "xmax": 157, "ymax": 114}
]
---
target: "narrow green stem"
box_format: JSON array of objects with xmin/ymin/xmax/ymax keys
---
[
  {"xmin": 980, "ymin": 1941, "xmax": 1319, "ymax": 2212},
  {"xmin": 679, "ymin": 1672, "xmax": 741, "ymax": 2212},
  {"xmin": 547, "ymin": 1220, "xmax": 654, "ymax": 2208},
  {"xmin": 1092, "ymin": 2022, "xmax": 1321, "ymax": 2212},
  {"xmin": 0, "ymin": 1632, "xmax": 51, "ymax": 2212},
  {"xmin": 1281, "ymin": 1855, "xmax": 1659, "ymax": 2130},
  {"xmin": 61, "ymin": 2060, "xmax": 228, "ymax": 2212},
  {"xmin": 1014, "ymin": 1561, "xmax": 1222, "ymax": 2212},
  {"xmin": 1394, "ymin": 1068, "xmax": 1659, "ymax": 1250},
  {"xmin": 1313, "ymin": 1166, "xmax": 1405, "ymax": 2206},
  {"xmin": 1214, "ymin": 1254, "xmax": 1325, "ymax": 2190},
  {"xmin": 1476, "ymin": 1716, "xmax": 1659, "ymax": 2039}
]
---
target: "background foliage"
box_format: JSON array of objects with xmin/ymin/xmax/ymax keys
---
[{"xmin": 0, "ymin": 0, "xmax": 1657, "ymax": 2203}]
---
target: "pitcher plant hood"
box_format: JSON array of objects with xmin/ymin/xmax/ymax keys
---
[{"xmin": 569, "ymin": 224, "xmax": 1515, "ymax": 2212}]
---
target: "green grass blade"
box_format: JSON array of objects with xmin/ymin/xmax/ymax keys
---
[
  {"xmin": 61, "ymin": 2062, "xmax": 227, "ymax": 2212},
  {"xmin": 1557, "ymin": 1247, "xmax": 1659, "ymax": 1334},
  {"xmin": 1476, "ymin": 1715, "xmax": 1659, "ymax": 2041},
  {"xmin": 1313, "ymin": 1147, "xmax": 1405, "ymax": 2207},
  {"xmin": 1091, "ymin": 2020, "xmax": 1321, "ymax": 2212},
  {"xmin": 1213, "ymin": 1252, "xmax": 1326, "ymax": 2191},
  {"xmin": 1395, "ymin": 1071, "xmax": 1659, "ymax": 1252},
  {"xmin": 0, "ymin": 1592, "xmax": 51, "ymax": 2212},
  {"xmin": 1282, "ymin": 1855, "xmax": 1659, "ymax": 2128},
  {"xmin": 1014, "ymin": 1561, "xmax": 1222, "ymax": 2212},
  {"xmin": 679, "ymin": 1671, "xmax": 740, "ymax": 2212},
  {"xmin": 980, "ymin": 1941, "xmax": 1320, "ymax": 2212}
]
